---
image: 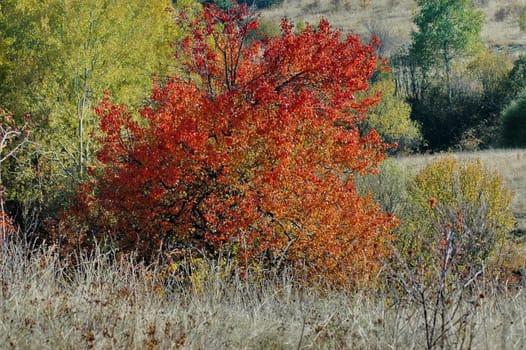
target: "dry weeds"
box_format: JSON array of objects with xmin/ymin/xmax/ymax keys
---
[{"xmin": 0, "ymin": 236, "xmax": 525, "ymax": 349}]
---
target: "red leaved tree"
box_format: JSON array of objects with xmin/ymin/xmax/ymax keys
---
[{"xmin": 68, "ymin": 3, "xmax": 398, "ymax": 286}]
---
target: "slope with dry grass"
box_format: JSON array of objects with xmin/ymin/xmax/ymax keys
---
[{"xmin": 260, "ymin": 0, "xmax": 526, "ymax": 56}]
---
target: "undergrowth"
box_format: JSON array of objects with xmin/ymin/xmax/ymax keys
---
[{"xmin": 1, "ymin": 237, "xmax": 526, "ymax": 350}]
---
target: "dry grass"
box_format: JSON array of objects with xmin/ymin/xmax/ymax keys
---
[
  {"xmin": 259, "ymin": 0, "xmax": 526, "ymax": 56},
  {"xmin": 1, "ymin": 239, "xmax": 526, "ymax": 349}
]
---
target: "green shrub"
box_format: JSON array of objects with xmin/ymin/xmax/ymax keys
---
[
  {"xmin": 358, "ymin": 156, "xmax": 514, "ymax": 271},
  {"xmin": 355, "ymin": 158, "xmax": 412, "ymax": 217},
  {"xmin": 501, "ymin": 89, "xmax": 526, "ymax": 147},
  {"xmin": 409, "ymin": 79, "xmax": 484, "ymax": 151},
  {"xmin": 246, "ymin": 18, "xmax": 280, "ymax": 42},
  {"xmin": 505, "ymin": 55, "xmax": 526, "ymax": 100},
  {"xmin": 364, "ymin": 77, "xmax": 422, "ymax": 153}
]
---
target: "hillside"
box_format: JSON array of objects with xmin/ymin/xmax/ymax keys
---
[{"xmin": 260, "ymin": 0, "xmax": 526, "ymax": 56}]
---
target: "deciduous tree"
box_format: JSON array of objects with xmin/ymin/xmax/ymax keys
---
[
  {"xmin": 362, "ymin": 73, "xmax": 422, "ymax": 152},
  {"xmin": 0, "ymin": 0, "xmax": 178, "ymax": 224},
  {"xmin": 70, "ymin": 4, "xmax": 397, "ymax": 286},
  {"xmin": 410, "ymin": 0, "xmax": 483, "ymax": 101}
]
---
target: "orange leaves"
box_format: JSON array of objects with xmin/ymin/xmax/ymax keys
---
[{"xmin": 68, "ymin": 3, "xmax": 397, "ymax": 287}]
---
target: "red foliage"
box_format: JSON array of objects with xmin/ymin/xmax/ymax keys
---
[
  {"xmin": 69, "ymin": 4, "xmax": 398, "ymax": 286},
  {"xmin": 0, "ymin": 212, "xmax": 17, "ymax": 245}
]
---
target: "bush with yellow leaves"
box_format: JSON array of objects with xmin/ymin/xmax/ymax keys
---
[{"xmin": 397, "ymin": 156, "xmax": 514, "ymax": 272}]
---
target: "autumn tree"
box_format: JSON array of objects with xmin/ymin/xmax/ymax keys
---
[
  {"xmin": 70, "ymin": 4, "xmax": 397, "ymax": 286},
  {"xmin": 0, "ymin": 0, "xmax": 178, "ymax": 226}
]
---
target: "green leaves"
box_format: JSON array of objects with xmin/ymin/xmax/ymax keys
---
[
  {"xmin": 411, "ymin": 0, "xmax": 484, "ymax": 70},
  {"xmin": 0, "ymin": 0, "xmax": 178, "ymax": 219},
  {"xmin": 501, "ymin": 89, "xmax": 526, "ymax": 147}
]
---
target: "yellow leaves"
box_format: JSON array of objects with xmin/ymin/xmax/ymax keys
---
[
  {"xmin": 402, "ymin": 156, "xmax": 515, "ymax": 270},
  {"xmin": 364, "ymin": 77, "xmax": 422, "ymax": 150},
  {"xmin": 414, "ymin": 157, "xmax": 514, "ymax": 234}
]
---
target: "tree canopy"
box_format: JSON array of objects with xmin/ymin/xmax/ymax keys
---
[
  {"xmin": 68, "ymin": 4, "xmax": 398, "ymax": 286},
  {"xmin": 410, "ymin": 0, "xmax": 483, "ymax": 100},
  {"xmin": 0, "ymin": 0, "xmax": 178, "ymax": 224}
]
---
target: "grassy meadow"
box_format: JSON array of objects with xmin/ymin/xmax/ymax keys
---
[{"xmin": 1, "ymin": 149, "xmax": 526, "ymax": 349}]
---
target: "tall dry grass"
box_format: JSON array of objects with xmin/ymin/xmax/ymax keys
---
[
  {"xmin": 1, "ymin": 149, "xmax": 526, "ymax": 349},
  {"xmin": 1, "ymin": 235, "xmax": 526, "ymax": 349}
]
